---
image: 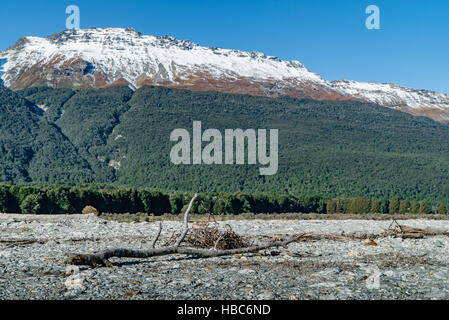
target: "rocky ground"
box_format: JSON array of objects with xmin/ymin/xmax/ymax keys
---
[{"xmin": 1, "ymin": 214, "xmax": 449, "ymax": 300}]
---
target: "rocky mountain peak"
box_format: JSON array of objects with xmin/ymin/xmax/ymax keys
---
[{"xmin": 1, "ymin": 27, "xmax": 449, "ymax": 122}]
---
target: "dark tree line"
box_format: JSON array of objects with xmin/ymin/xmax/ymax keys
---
[
  {"xmin": 325, "ymin": 196, "xmax": 446, "ymax": 214},
  {"xmin": 0, "ymin": 184, "xmax": 446, "ymax": 215}
]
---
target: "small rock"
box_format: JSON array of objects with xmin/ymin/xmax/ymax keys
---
[
  {"xmin": 363, "ymin": 240, "xmax": 378, "ymax": 247},
  {"xmin": 433, "ymin": 240, "xmax": 445, "ymax": 248},
  {"xmin": 238, "ymin": 269, "xmax": 256, "ymax": 275},
  {"xmin": 257, "ymin": 291, "xmax": 274, "ymax": 300}
]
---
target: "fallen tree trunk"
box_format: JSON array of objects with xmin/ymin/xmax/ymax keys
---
[
  {"xmin": 380, "ymin": 219, "xmax": 446, "ymax": 239},
  {"xmin": 65, "ymin": 236, "xmax": 302, "ymax": 267}
]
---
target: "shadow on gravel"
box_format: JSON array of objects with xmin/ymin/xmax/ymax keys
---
[
  {"xmin": 112, "ymin": 255, "xmax": 206, "ymax": 268},
  {"xmin": 355, "ymin": 253, "xmax": 443, "ymax": 269}
]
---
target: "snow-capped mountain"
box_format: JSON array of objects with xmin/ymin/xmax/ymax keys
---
[
  {"xmin": 0, "ymin": 27, "xmax": 346, "ymax": 101},
  {"xmin": 1, "ymin": 27, "xmax": 449, "ymax": 122},
  {"xmin": 332, "ymin": 80, "xmax": 449, "ymax": 123}
]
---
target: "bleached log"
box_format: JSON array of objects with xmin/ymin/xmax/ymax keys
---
[{"xmin": 65, "ymin": 235, "xmax": 302, "ymax": 267}]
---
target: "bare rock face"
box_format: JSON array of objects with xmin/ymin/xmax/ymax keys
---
[{"xmin": 1, "ymin": 27, "xmax": 449, "ymax": 122}]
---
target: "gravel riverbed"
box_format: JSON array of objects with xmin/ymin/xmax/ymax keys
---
[{"xmin": 1, "ymin": 214, "xmax": 449, "ymax": 300}]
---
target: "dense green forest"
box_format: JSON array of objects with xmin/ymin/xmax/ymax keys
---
[
  {"xmin": 0, "ymin": 86, "xmax": 92, "ymax": 183},
  {"xmin": 0, "ymin": 84, "xmax": 448, "ymax": 208},
  {"xmin": 0, "ymin": 185, "xmax": 444, "ymax": 215}
]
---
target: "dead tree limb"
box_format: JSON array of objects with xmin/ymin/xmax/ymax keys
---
[
  {"xmin": 381, "ymin": 219, "xmax": 444, "ymax": 239},
  {"xmin": 151, "ymin": 222, "xmax": 162, "ymax": 249},
  {"xmin": 213, "ymin": 232, "xmax": 224, "ymax": 250},
  {"xmin": 65, "ymin": 236, "xmax": 303, "ymax": 267},
  {"xmin": 65, "ymin": 193, "xmax": 303, "ymax": 268},
  {"xmin": 175, "ymin": 193, "xmax": 198, "ymax": 247}
]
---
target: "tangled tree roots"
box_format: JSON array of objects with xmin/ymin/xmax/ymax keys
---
[{"xmin": 186, "ymin": 223, "xmax": 250, "ymax": 250}]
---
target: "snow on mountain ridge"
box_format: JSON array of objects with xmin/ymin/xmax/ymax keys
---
[
  {"xmin": 332, "ymin": 79, "xmax": 449, "ymax": 110},
  {"xmin": 1, "ymin": 27, "xmax": 449, "ymax": 123},
  {"xmin": 0, "ymin": 27, "xmax": 324, "ymax": 88}
]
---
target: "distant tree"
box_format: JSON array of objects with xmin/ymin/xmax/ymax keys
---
[
  {"xmin": 360, "ymin": 197, "xmax": 371, "ymax": 214},
  {"xmin": 139, "ymin": 190, "xmax": 171, "ymax": 215},
  {"xmin": 389, "ymin": 197, "xmax": 400, "ymax": 214},
  {"xmin": 326, "ymin": 200, "xmax": 337, "ymax": 214},
  {"xmin": 342, "ymin": 199, "xmax": 352, "ymax": 214},
  {"xmin": 0, "ymin": 185, "xmax": 19, "ymax": 213},
  {"xmin": 169, "ymin": 193, "xmax": 185, "ymax": 215},
  {"xmin": 20, "ymin": 193, "xmax": 45, "ymax": 214},
  {"xmin": 335, "ymin": 199, "xmax": 344, "ymax": 214},
  {"xmin": 379, "ymin": 199, "xmax": 389, "ymax": 214},
  {"xmin": 350, "ymin": 197, "xmax": 371, "ymax": 214},
  {"xmin": 419, "ymin": 200, "xmax": 431, "ymax": 214},
  {"xmin": 45, "ymin": 186, "xmax": 72, "ymax": 214},
  {"xmin": 370, "ymin": 200, "xmax": 381, "ymax": 213},
  {"xmin": 410, "ymin": 200, "xmax": 420, "ymax": 214},
  {"xmin": 399, "ymin": 199, "xmax": 410, "ymax": 214},
  {"xmin": 438, "ymin": 204, "xmax": 447, "ymax": 215}
]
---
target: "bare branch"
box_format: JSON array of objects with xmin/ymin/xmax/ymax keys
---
[
  {"xmin": 213, "ymin": 232, "xmax": 224, "ymax": 251},
  {"xmin": 175, "ymin": 194, "xmax": 198, "ymax": 247},
  {"xmin": 151, "ymin": 222, "xmax": 162, "ymax": 248}
]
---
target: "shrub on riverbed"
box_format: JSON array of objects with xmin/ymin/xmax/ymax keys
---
[{"xmin": 82, "ymin": 205, "xmax": 100, "ymax": 215}]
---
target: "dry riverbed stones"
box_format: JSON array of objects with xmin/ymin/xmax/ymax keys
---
[{"xmin": 1, "ymin": 214, "xmax": 449, "ymax": 300}]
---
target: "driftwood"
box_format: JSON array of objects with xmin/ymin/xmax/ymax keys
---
[
  {"xmin": 185, "ymin": 223, "xmax": 250, "ymax": 250},
  {"xmin": 65, "ymin": 194, "xmax": 302, "ymax": 267},
  {"xmin": 63, "ymin": 202, "xmax": 449, "ymax": 268},
  {"xmin": 380, "ymin": 219, "xmax": 448, "ymax": 239}
]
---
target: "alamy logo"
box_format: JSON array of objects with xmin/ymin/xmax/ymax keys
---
[
  {"xmin": 66, "ymin": 5, "xmax": 80, "ymax": 30},
  {"xmin": 365, "ymin": 5, "xmax": 380, "ymax": 30},
  {"xmin": 64, "ymin": 265, "xmax": 84, "ymax": 292},
  {"xmin": 170, "ymin": 121, "xmax": 278, "ymax": 176},
  {"xmin": 364, "ymin": 265, "xmax": 381, "ymax": 290}
]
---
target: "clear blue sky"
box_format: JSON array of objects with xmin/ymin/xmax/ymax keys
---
[{"xmin": 1, "ymin": 0, "xmax": 448, "ymax": 93}]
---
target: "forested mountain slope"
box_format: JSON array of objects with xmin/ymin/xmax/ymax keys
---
[
  {"xmin": 0, "ymin": 86, "xmax": 92, "ymax": 183},
  {"xmin": 2, "ymin": 85, "xmax": 447, "ymax": 202}
]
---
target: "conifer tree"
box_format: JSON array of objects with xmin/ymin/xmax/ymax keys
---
[
  {"xmin": 370, "ymin": 200, "xmax": 381, "ymax": 213},
  {"xmin": 410, "ymin": 200, "xmax": 419, "ymax": 214},
  {"xmin": 419, "ymin": 200, "xmax": 431, "ymax": 214},
  {"xmin": 438, "ymin": 203, "xmax": 447, "ymax": 215},
  {"xmin": 399, "ymin": 199, "xmax": 410, "ymax": 214},
  {"xmin": 389, "ymin": 197, "xmax": 400, "ymax": 214}
]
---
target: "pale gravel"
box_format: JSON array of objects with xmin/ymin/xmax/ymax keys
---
[{"xmin": 1, "ymin": 214, "xmax": 449, "ymax": 300}]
